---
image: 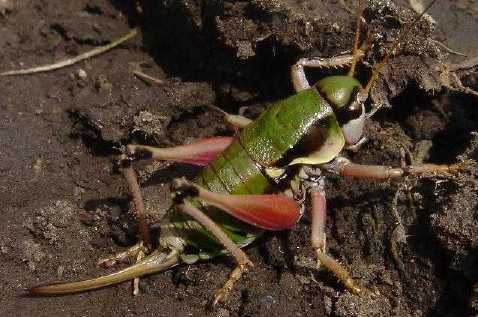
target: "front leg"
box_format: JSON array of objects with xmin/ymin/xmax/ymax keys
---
[
  {"xmin": 291, "ymin": 52, "xmax": 365, "ymax": 92},
  {"xmin": 327, "ymin": 157, "xmax": 469, "ymax": 180}
]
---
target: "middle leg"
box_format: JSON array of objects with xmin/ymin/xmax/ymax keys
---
[{"xmin": 298, "ymin": 166, "xmax": 362, "ymax": 294}]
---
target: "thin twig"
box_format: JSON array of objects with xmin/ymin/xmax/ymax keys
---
[
  {"xmin": 133, "ymin": 70, "xmax": 165, "ymax": 85},
  {"xmin": 448, "ymin": 55, "xmax": 478, "ymax": 71},
  {"xmin": 389, "ymin": 187, "xmax": 407, "ymax": 272},
  {"xmin": 1, "ymin": 28, "xmax": 138, "ymax": 76},
  {"xmin": 439, "ymin": 62, "xmax": 478, "ymax": 98},
  {"xmin": 431, "ymin": 39, "xmax": 467, "ymax": 57}
]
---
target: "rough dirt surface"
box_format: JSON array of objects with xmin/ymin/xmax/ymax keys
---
[{"xmin": 1, "ymin": 0, "xmax": 477, "ymax": 316}]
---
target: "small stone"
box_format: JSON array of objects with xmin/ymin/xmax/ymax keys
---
[
  {"xmin": 21, "ymin": 239, "xmax": 45, "ymax": 271},
  {"xmin": 32, "ymin": 158, "xmax": 47, "ymax": 171},
  {"xmin": 216, "ymin": 308, "xmax": 230, "ymax": 317},
  {"xmin": 236, "ymin": 40, "xmax": 255, "ymax": 59},
  {"xmin": 95, "ymin": 75, "xmax": 113, "ymax": 94},
  {"xmin": 0, "ymin": 0, "xmax": 15, "ymax": 16},
  {"xmin": 259, "ymin": 294, "xmax": 277, "ymax": 310},
  {"xmin": 27, "ymin": 200, "xmax": 76, "ymax": 244},
  {"xmin": 77, "ymin": 69, "xmax": 87, "ymax": 79},
  {"xmin": 73, "ymin": 186, "xmax": 84, "ymax": 200},
  {"xmin": 57, "ymin": 265, "xmax": 64, "ymax": 278}
]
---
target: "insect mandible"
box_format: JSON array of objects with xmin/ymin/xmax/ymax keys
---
[{"xmin": 29, "ymin": 0, "xmax": 466, "ymax": 306}]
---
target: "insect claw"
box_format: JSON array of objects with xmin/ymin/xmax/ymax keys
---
[
  {"xmin": 211, "ymin": 262, "xmax": 253, "ymax": 307},
  {"xmin": 451, "ymin": 160, "xmax": 474, "ymax": 173}
]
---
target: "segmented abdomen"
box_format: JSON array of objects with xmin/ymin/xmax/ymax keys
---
[{"xmin": 196, "ymin": 139, "xmax": 270, "ymax": 195}]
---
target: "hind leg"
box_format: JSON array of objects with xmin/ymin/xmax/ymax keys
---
[
  {"xmin": 172, "ymin": 179, "xmax": 300, "ymax": 305},
  {"xmin": 176, "ymin": 200, "xmax": 253, "ymax": 306}
]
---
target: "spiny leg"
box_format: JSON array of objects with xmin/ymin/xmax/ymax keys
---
[
  {"xmin": 327, "ymin": 154, "xmax": 469, "ymax": 278},
  {"xmin": 290, "ymin": 47, "xmax": 367, "ymax": 92},
  {"xmin": 310, "ymin": 187, "xmax": 362, "ymax": 294},
  {"xmin": 299, "ymin": 166, "xmax": 362, "ymax": 294},
  {"xmin": 97, "ymin": 242, "xmax": 147, "ymax": 268},
  {"xmin": 318, "ymin": 156, "xmax": 469, "ymax": 291},
  {"xmin": 327, "ymin": 157, "xmax": 470, "ymax": 180},
  {"xmin": 173, "ymin": 180, "xmax": 300, "ymax": 304},
  {"xmin": 65, "ymin": 148, "xmax": 157, "ymax": 295},
  {"xmin": 291, "ymin": 55, "xmax": 355, "ymax": 92},
  {"xmin": 110, "ymin": 157, "xmax": 156, "ymax": 295},
  {"xmin": 175, "ymin": 200, "xmax": 253, "ymax": 306}
]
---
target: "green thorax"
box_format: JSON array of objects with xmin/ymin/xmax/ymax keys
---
[{"xmin": 240, "ymin": 87, "xmax": 345, "ymax": 166}]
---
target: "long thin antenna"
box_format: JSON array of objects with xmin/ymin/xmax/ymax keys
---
[
  {"xmin": 363, "ymin": 0, "xmax": 438, "ymax": 93},
  {"xmin": 348, "ymin": 0, "xmax": 364, "ymax": 77}
]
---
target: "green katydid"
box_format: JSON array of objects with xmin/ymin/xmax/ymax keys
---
[{"xmin": 29, "ymin": 0, "xmax": 466, "ymax": 306}]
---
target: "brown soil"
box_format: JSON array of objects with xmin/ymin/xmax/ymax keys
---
[{"xmin": 1, "ymin": 0, "xmax": 477, "ymax": 316}]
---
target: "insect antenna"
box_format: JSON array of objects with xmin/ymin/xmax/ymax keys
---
[
  {"xmin": 348, "ymin": 0, "xmax": 364, "ymax": 77},
  {"xmin": 363, "ymin": 0, "xmax": 439, "ymax": 94}
]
